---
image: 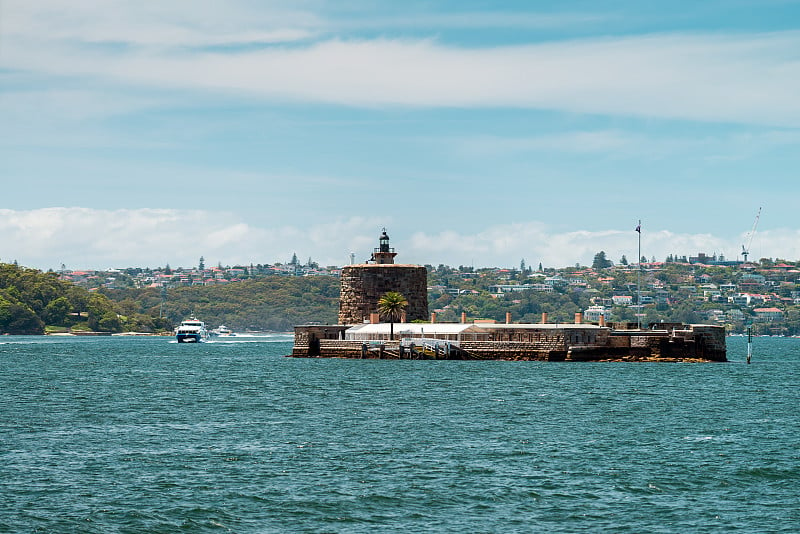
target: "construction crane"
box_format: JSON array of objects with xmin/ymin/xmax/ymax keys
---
[{"xmin": 741, "ymin": 207, "xmax": 761, "ymax": 263}]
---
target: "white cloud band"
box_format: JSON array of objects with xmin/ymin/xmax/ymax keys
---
[
  {"xmin": 4, "ymin": 1, "xmax": 800, "ymax": 126},
  {"xmin": 0, "ymin": 208, "xmax": 792, "ymax": 271}
]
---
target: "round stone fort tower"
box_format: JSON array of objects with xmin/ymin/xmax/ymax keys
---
[{"xmin": 338, "ymin": 229, "xmax": 428, "ymax": 325}]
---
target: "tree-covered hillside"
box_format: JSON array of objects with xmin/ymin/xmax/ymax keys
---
[
  {"xmin": 0, "ymin": 262, "xmax": 168, "ymax": 334},
  {"xmin": 8, "ymin": 255, "xmax": 800, "ymax": 335},
  {"xmin": 102, "ymin": 276, "xmax": 340, "ymax": 332}
]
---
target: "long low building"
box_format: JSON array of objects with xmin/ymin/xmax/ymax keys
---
[
  {"xmin": 291, "ymin": 321, "xmax": 727, "ymax": 362},
  {"xmin": 346, "ymin": 322, "xmax": 489, "ymax": 342}
]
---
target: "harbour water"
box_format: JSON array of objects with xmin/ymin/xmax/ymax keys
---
[{"xmin": 1, "ymin": 335, "xmax": 798, "ymax": 532}]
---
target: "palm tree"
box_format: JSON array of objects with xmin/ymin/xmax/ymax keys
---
[{"xmin": 377, "ymin": 291, "xmax": 408, "ymax": 340}]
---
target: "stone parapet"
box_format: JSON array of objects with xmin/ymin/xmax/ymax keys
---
[
  {"xmin": 292, "ymin": 325, "xmax": 350, "ymax": 357},
  {"xmin": 459, "ymin": 341, "xmax": 554, "ymax": 360}
]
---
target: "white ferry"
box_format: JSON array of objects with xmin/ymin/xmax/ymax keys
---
[
  {"xmin": 175, "ymin": 317, "xmax": 209, "ymax": 343},
  {"xmin": 210, "ymin": 325, "xmax": 236, "ymax": 337}
]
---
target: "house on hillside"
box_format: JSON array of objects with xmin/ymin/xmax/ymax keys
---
[
  {"xmin": 583, "ymin": 305, "xmax": 610, "ymax": 323},
  {"xmin": 753, "ymin": 307, "xmax": 784, "ymax": 322},
  {"xmin": 727, "ymin": 309, "xmax": 745, "ymax": 323},
  {"xmin": 612, "ymin": 295, "xmax": 633, "ymax": 306}
]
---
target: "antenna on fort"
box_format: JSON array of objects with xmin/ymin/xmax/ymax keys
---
[{"xmin": 350, "ymin": 252, "xmax": 355, "ymax": 265}]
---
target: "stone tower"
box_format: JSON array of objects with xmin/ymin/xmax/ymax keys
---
[{"xmin": 338, "ymin": 230, "xmax": 428, "ymax": 325}]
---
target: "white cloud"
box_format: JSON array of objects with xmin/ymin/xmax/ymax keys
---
[
  {"xmin": 333, "ymin": 11, "xmax": 609, "ymax": 33},
  {"xmin": 0, "ymin": 89, "xmax": 162, "ymax": 123},
  {"xmin": 1, "ymin": 208, "xmax": 795, "ymax": 272},
  {"xmin": 450, "ymin": 126, "xmax": 800, "ymax": 162},
  {"xmin": 2, "ymin": 1, "xmax": 319, "ymax": 48},
  {"xmin": 4, "ymin": 0, "xmax": 800, "ymax": 127},
  {"xmin": 405, "ymin": 224, "xmax": 795, "ymax": 268},
  {"xmin": 0, "ymin": 209, "xmax": 386, "ymax": 270},
  {"xmin": 1, "ymin": 2, "xmax": 601, "ymax": 49},
  {"xmin": 454, "ymin": 130, "xmax": 640, "ymax": 157}
]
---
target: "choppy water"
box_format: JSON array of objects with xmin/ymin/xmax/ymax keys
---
[{"xmin": 1, "ymin": 335, "xmax": 798, "ymax": 533}]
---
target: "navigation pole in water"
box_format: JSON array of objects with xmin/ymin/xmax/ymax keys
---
[{"xmin": 747, "ymin": 325, "xmax": 752, "ymax": 364}]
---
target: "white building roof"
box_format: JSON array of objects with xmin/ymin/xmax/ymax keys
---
[
  {"xmin": 345, "ymin": 322, "xmax": 606, "ymax": 338},
  {"xmin": 346, "ymin": 323, "xmax": 485, "ymax": 336},
  {"xmin": 477, "ymin": 323, "xmax": 606, "ymax": 330}
]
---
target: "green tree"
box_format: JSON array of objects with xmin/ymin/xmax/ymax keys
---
[
  {"xmin": 98, "ymin": 312, "xmax": 122, "ymax": 332},
  {"xmin": 0, "ymin": 293, "xmax": 44, "ymax": 334},
  {"xmin": 44, "ymin": 296, "xmax": 73, "ymax": 326},
  {"xmin": 592, "ymin": 251, "xmax": 613, "ymax": 270},
  {"xmin": 87, "ymin": 293, "xmax": 120, "ymax": 332},
  {"xmin": 378, "ymin": 291, "xmax": 408, "ymax": 340}
]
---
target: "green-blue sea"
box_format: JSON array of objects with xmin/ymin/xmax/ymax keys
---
[{"xmin": 1, "ymin": 335, "xmax": 798, "ymax": 533}]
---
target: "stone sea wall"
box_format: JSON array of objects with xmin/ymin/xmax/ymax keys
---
[{"xmin": 291, "ymin": 323, "xmax": 727, "ymax": 362}]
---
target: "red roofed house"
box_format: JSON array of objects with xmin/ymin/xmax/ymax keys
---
[{"xmin": 753, "ymin": 307, "xmax": 784, "ymax": 322}]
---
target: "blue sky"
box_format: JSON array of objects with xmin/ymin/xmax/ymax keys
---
[{"xmin": 2, "ymin": 0, "xmax": 800, "ymax": 270}]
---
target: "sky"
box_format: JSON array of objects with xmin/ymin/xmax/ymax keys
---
[{"xmin": 2, "ymin": 0, "xmax": 800, "ymax": 271}]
